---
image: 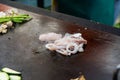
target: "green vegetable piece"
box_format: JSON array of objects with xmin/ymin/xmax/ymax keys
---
[
  {"xmin": 0, "ymin": 18, "xmax": 11, "ymax": 23},
  {"xmin": 0, "ymin": 14, "xmax": 32, "ymax": 23},
  {"xmin": 114, "ymin": 23, "xmax": 120, "ymax": 29},
  {"xmin": 2, "ymin": 67, "xmax": 21, "ymax": 75},
  {"xmin": 9, "ymin": 75, "xmax": 21, "ymax": 80},
  {"xmin": 12, "ymin": 18, "xmax": 23, "ymax": 23},
  {"xmin": 0, "ymin": 72, "xmax": 9, "ymax": 80}
]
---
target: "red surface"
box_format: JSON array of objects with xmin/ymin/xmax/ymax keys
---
[{"xmin": 0, "ymin": 4, "xmax": 11, "ymax": 11}]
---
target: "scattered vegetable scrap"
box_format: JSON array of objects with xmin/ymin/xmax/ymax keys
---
[
  {"xmin": 0, "ymin": 67, "xmax": 21, "ymax": 80},
  {"xmin": 39, "ymin": 32, "xmax": 87, "ymax": 56},
  {"xmin": 70, "ymin": 75, "xmax": 86, "ymax": 80},
  {"xmin": 0, "ymin": 8, "xmax": 32, "ymax": 34}
]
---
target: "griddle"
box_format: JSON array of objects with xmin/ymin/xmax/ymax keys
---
[{"xmin": 0, "ymin": 4, "xmax": 120, "ymax": 80}]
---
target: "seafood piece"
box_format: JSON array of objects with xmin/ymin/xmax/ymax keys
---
[
  {"xmin": 39, "ymin": 32, "xmax": 62, "ymax": 42},
  {"xmin": 45, "ymin": 43, "xmax": 58, "ymax": 51},
  {"xmin": 66, "ymin": 43, "xmax": 79, "ymax": 54},
  {"xmin": 0, "ymin": 24, "xmax": 8, "ymax": 33},
  {"xmin": 6, "ymin": 8, "xmax": 18, "ymax": 15},
  {"xmin": 45, "ymin": 43, "xmax": 66, "ymax": 51},
  {"xmin": 0, "ymin": 11, "xmax": 6, "ymax": 17},
  {"xmin": 56, "ymin": 49, "xmax": 70, "ymax": 56},
  {"xmin": 39, "ymin": 32, "xmax": 87, "ymax": 56},
  {"xmin": 4, "ymin": 21, "xmax": 13, "ymax": 27}
]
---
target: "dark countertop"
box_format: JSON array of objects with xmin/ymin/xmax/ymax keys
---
[
  {"xmin": 0, "ymin": 0, "xmax": 120, "ymax": 36},
  {"xmin": 0, "ymin": 1, "xmax": 120, "ymax": 80}
]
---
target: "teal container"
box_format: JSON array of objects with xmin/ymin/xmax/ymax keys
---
[
  {"xmin": 16, "ymin": 0, "xmax": 37, "ymax": 7},
  {"xmin": 57, "ymin": 0, "xmax": 114, "ymax": 26}
]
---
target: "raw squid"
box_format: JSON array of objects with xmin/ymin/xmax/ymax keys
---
[
  {"xmin": 39, "ymin": 32, "xmax": 87, "ymax": 56},
  {"xmin": 39, "ymin": 32, "xmax": 62, "ymax": 42}
]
